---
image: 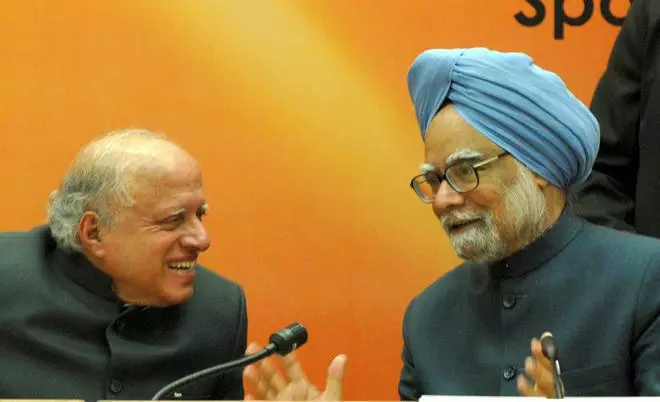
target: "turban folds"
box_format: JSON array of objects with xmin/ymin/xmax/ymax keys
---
[{"xmin": 406, "ymin": 47, "xmax": 599, "ymax": 189}]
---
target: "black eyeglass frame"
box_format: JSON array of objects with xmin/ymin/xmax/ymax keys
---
[{"xmin": 409, "ymin": 152, "xmax": 509, "ymax": 203}]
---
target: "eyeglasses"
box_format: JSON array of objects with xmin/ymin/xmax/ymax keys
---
[{"xmin": 410, "ymin": 152, "xmax": 509, "ymax": 203}]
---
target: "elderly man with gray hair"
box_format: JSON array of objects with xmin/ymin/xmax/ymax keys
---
[
  {"xmin": 241, "ymin": 48, "xmax": 660, "ymax": 399},
  {"xmin": 0, "ymin": 130, "xmax": 247, "ymax": 400}
]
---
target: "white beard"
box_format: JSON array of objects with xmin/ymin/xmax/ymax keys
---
[{"xmin": 441, "ymin": 165, "xmax": 548, "ymax": 264}]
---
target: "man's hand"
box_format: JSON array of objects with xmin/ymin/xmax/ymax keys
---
[
  {"xmin": 517, "ymin": 332, "xmax": 565, "ymax": 398},
  {"xmin": 243, "ymin": 342, "xmax": 347, "ymax": 401}
]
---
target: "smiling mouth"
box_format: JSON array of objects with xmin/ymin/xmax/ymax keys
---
[{"xmin": 168, "ymin": 261, "xmax": 196, "ymax": 272}]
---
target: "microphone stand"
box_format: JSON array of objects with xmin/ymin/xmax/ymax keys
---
[
  {"xmin": 151, "ymin": 344, "xmax": 276, "ymax": 400},
  {"xmin": 540, "ymin": 334, "xmax": 564, "ymax": 399},
  {"xmin": 551, "ymin": 359, "xmax": 564, "ymax": 399}
]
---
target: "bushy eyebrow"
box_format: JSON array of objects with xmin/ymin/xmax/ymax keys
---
[
  {"xmin": 446, "ymin": 149, "xmax": 485, "ymax": 165},
  {"xmin": 420, "ymin": 163, "xmax": 436, "ymax": 174},
  {"xmin": 420, "ymin": 149, "xmax": 485, "ymax": 174}
]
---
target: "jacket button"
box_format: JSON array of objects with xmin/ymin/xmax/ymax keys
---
[
  {"xmin": 503, "ymin": 366, "xmax": 517, "ymax": 381},
  {"xmin": 109, "ymin": 379, "xmax": 122, "ymax": 393},
  {"xmin": 502, "ymin": 294, "xmax": 517, "ymax": 309}
]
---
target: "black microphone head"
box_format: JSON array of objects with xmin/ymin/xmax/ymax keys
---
[
  {"xmin": 268, "ymin": 322, "xmax": 308, "ymax": 355},
  {"xmin": 540, "ymin": 332, "xmax": 559, "ymax": 361}
]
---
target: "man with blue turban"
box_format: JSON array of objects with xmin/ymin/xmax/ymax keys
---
[
  {"xmin": 237, "ymin": 48, "xmax": 660, "ymax": 399},
  {"xmin": 398, "ymin": 47, "xmax": 660, "ymax": 398}
]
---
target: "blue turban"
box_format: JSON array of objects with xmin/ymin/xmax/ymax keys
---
[{"xmin": 406, "ymin": 47, "xmax": 599, "ymax": 189}]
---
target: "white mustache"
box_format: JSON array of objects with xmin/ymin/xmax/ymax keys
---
[{"xmin": 441, "ymin": 211, "xmax": 488, "ymax": 231}]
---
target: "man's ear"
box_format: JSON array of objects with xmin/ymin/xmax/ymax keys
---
[{"xmin": 78, "ymin": 211, "xmax": 105, "ymax": 258}]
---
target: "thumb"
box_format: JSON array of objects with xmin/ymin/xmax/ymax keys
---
[{"xmin": 323, "ymin": 354, "xmax": 347, "ymax": 401}]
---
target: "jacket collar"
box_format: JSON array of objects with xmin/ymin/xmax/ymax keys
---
[{"xmin": 489, "ymin": 206, "xmax": 584, "ymax": 279}]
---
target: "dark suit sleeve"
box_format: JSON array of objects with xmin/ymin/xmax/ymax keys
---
[
  {"xmin": 213, "ymin": 285, "xmax": 248, "ymax": 400},
  {"xmin": 399, "ymin": 301, "xmax": 420, "ymax": 401},
  {"xmin": 573, "ymin": 0, "xmax": 647, "ymax": 233},
  {"xmin": 633, "ymin": 252, "xmax": 660, "ymax": 394}
]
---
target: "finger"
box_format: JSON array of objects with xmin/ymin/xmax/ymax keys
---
[
  {"xmin": 244, "ymin": 343, "xmax": 266, "ymax": 375},
  {"xmin": 282, "ymin": 351, "xmax": 308, "ymax": 383},
  {"xmin": 243, "ymin": 366, "xmax": 264, "ymax": 399},
  {"xmin": 268, "ymin": 382, "xmax": 306, "ymax": 402},
  {"xmin": 246, "ymin": 342, "xmax": 265, "ymax": 355},
  {"xmin": 255, "ymin": 356, "xmax": 288, "ymax": 393},
  {"xmin": 524, "ymin": 356, "xmax": 556, "ymax": 397},
  {"xmin": 246, "ymin": 342, "xmax": 289, "ymax": 392},
  {"xmin": 245, "ymin": 364, "xmax": 282, "ymax": 401},
  {"xmin": 287, "ymin": 381, "xmax": 313, "ymax": 401},
  {"xmin": 517, "ymin": 373, "xmax": 543, "ymax": 397},
  {"xmin": 246, "ymin": 345, "xmax": 309, "ymax": 400},
  {"xmin": 245, "ymin": 394, "xmax": 255, "ymax": 400},
  {"xmin": 323, "ymin": 354, "xmax": 347, "ymax": 401},
  {"xmin": 244, "ymin": 343, "xmax": 267, "ymax": 384},
  {"xmin": 530, "ymin": 337, "xmax": 553, "ymax": 371},
  {"xmin": 245, "ymin": 365, "xmax": 274, "ymax": 400}
]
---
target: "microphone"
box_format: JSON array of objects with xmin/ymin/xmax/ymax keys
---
[
  {"xmin": 151, "ymin": 322, "xmax": 308, "ymax": 400},
  {"xmin": 540, "ymin": 332, "xmax": 564, "ymax": 399}
]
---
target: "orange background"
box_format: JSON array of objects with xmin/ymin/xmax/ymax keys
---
[{"xmin": 0, "ymin": 1, "xmax": 629, "ymax": 399}]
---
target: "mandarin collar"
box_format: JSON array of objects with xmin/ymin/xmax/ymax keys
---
[
  {"xmin": 54, "ymin": 247, "xmax": 118, "ymax": 301},
  {"xmin": 489, "ymin": 207, "xmax": 584, "ymax": 279}
]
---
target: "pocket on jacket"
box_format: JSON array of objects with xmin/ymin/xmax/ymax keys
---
[{"xmin": 561, "ymin": 361, "xmax": 632, "ymax": 396}]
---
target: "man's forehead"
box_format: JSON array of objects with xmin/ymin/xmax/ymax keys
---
[
  {"xmin": 424, "ymin": 107, "xmax": 500, "ymax": 162},
  {"xmin": 128, "ymin": 185, "xmax": 206, "ymax": 215},
  {"xmin": 154, "ymin": 191, "xmax": 206, "ymax": 210}
]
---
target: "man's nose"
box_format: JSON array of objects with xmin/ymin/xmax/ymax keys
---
[
  {"xmin": 182, "ymin": 220, "xmax": 211, "ymax": 252},
  {"xmin": 432, "ymin": 180, "xmax": 466, "ymax": 214}
]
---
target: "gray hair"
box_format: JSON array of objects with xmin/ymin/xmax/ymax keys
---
[{"xmin": 47, "ymin": 128, "xmax": 177, "ymax": 252}]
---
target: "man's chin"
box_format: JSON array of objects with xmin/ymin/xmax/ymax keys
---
[
  {"xmin": 454, "ymin": 248, "xmax": 489, "ymax": 263},
  {"xmin": 159, "ymin": 287, "xmax": 194, "ymax": 307},
  {"xmin": 451, "ymin": 238, "xmax": 503, "ymax": 264}
]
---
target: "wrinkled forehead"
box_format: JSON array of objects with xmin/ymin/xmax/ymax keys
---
[{"xmin": 423, "ymin": 105, "xmax": 502, "ymax": 168}]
